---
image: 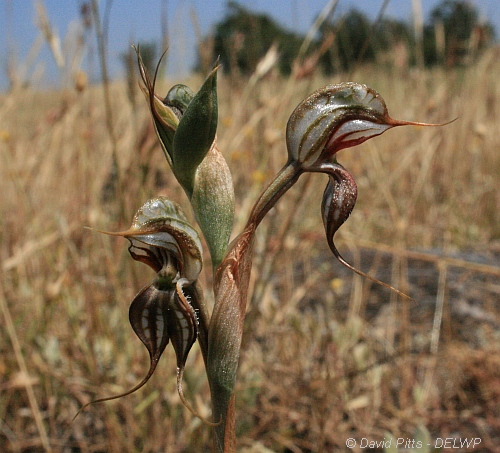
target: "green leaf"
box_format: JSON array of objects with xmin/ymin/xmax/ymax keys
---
[{"xmin": 172, "ymin": 65, "xmax": 219, "ymax": 196}]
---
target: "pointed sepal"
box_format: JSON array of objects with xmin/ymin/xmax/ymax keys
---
[
  {"xmin": 72, "ymin": 283, "xmax": 173, "ymax": 418},
  {"xmin": 136, "ymin": 47, "xmax": 179, "ymax": 165}
]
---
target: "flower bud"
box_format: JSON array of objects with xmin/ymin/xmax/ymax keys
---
[
  {"xmin": 137, "ymin": 50, "xmax": 234, "ymax": 266},
  {"xmin": 172, "ymin": 64, "xmax": 219, "ymax": 196},
  {"xmin": 137, "ymin": 47, "xmax": 219, "ymax": 197},
  {"xmin": 164, "ymin": 84, "xmax": 194, "ymax": 117}
]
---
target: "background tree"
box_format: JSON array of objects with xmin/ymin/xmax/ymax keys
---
[
  {"xmin": 319, "ymin": 9, "xmax": 414, "ymax": 74},
  {"xmin": 212, "ymin": 2, "xmax": 303, "ymax": 75},
  {"xmin": 423, "ymin": 0, "xmax": 495, "ymax": 67},
  {"xmin": 320, "ymin": 9, "xmax": 374, "ymax": 74},
  {"xmin": 377, "ymin": 17, "xmax": 415, "ymax": 54},
  {"xmin": 202, "ymin": 1, "xmax": 496, "ymax": 76}
]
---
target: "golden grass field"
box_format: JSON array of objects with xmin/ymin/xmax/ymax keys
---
[{"xmin": 1, "ymin": 48, "xmax": 499, "ymax": 452}]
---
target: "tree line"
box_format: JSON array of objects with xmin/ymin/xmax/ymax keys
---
[
  {"xmin": 122, "ymin": 0, "xmax": 496, "ymax": 80},
  {"xmin": 204, "ymin": 0, "xmax": 495, "ymax": 75}
]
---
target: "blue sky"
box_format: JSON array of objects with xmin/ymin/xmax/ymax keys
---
[{"xmin": 1, "ymin": 0, "xmax": 499, "ymax": 91}]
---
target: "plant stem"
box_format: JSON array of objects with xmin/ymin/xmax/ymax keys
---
[
  {"xmin": 208, "ymin": 161, "xmax": 302, "ymax": 452},
  {"xmin": 247, "ymin": 160, "xmax": 302, "ymax": 229}
]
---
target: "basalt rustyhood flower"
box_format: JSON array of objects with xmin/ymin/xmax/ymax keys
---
[
  {"xmin": 283, "ymin": 83, "xmax": 443, "ymax": 296},
  {"xmin": 78, "ymin": 197, "xmax": 217, "ymax": 424}
]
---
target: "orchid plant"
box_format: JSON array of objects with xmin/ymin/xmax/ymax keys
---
[{"xmin": 79, "ymin": 49, "xmax": 443, "ymax": 452}]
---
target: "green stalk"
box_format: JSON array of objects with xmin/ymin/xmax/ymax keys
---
[
  {"xmin": 207, "ymin": 160, "xmax": 302, "ymax": 452},
  {"xmin": 246, "ymin": 160, "xmax": 302, "ymax": 228}
]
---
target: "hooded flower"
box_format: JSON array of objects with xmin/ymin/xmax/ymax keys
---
[
  {"xmin": 78, "ymin": 197, "xmax": 217, "ymax": 424},
  {"xmin": 244, "ymin": 83, "xmax": 444, "ymax": 297},
  {"xmin": 283, "ymin": 82, "xmax": 446, "ymax": 297},
  {"xmin": 285, "ymin": 82, "xmax": 423, "ymax": 170}
]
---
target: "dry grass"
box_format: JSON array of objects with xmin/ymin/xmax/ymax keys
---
[{"xmin": 0, "ymin": 48, "xmax": 499, "ymax": 452}]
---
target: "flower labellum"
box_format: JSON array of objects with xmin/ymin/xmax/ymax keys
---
[{"xmin": 320, "ymin": 162, "xmax": 411, "ymax": 298}]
